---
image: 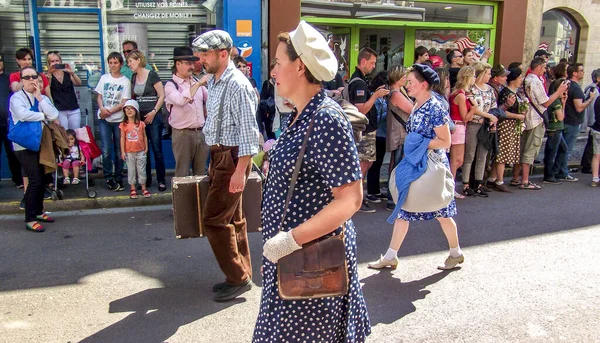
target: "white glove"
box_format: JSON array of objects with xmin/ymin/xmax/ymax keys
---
[{"xmin": 263, "ymin": 230, "xmax": 302, "ymax": 263}]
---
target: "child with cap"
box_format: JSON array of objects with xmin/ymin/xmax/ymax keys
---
[{"xmin": 119, "ymin": 99, "xmax": 150, "ymax": 199}]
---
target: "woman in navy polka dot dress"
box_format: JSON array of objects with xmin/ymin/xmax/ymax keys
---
[
  {"xmin": 367, "ymin": 64, "xmax": 465, "ymax": 272},
  {"xmin": 253, "ymin": 21, "xmax": 370, "ymax": 342}
]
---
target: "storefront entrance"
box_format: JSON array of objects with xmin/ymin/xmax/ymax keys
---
[{"xmin": 302, "ymin": 0, "xmax": 498, "ymax": 72}]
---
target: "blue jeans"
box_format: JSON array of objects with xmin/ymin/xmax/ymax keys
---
[
  {"xmin": 145, "ymin": 116, "xmax": 166, "ymax": 186},
  {"xmin": 99, "ymin": 119, "xmax": 123, "ymax": 182},
  {"xmin": 563, "ymin": 124, "xmax": 580, "ymax": 170},
  {"xmin": 543, "ymin": 130, "xmax": 568, "ymax": 179},
  {"xmin": 387, "ymin": 144, "xmax": 405, "ymax": 205}
]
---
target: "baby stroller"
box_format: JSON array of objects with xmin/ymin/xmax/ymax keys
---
[{"xmin": 51, "ymin": 122, "xmax": 101, "ymax": 200}]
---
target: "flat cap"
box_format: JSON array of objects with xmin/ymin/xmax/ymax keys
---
[
  {"xmin": 192, "ymin": 30, "xmax": 233, "ymax": 52},
  {"xmin": 491, "ymin": 64, "xmax": 510, "ymax": 77},
  {"xmin": 412, "ymin": 63, "xmax": 440, "ymax": 85},
  {"xmin": 289, "ymin": 21, "xmax": 337, "ymax": 82}
]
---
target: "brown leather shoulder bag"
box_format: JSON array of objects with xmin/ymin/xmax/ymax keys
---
[{"xmin": 277, "ymin": 105, "xmax": 349, "ymax": 300}]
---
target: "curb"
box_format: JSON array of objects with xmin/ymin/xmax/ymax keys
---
[{"xmin": 0, "ymin": 192, "xmax": 173, "ymax": 215}]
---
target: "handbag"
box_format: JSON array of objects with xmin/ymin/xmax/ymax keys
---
[
  {"xmin": 389, "ymin": 150, "xmax": 454, "ymax": 213},
  {"xmin": 8, "ymin": 91, "xmax": 43, "ymax": 151},
  {"xmin": 524, "ymin": 83, "xmax": 550, "ymax": 128},
  {"xmin": 277, "ymin": 105, "xmax": 349, "ymax": 300}
]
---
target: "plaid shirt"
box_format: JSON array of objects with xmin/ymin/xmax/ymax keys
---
[
  {"xmin": 524, "ymin": 73, "xmax": 549, "ymax": 130},
  {"xmin": 204, "ymin": 61, "xmax": 259, "ymax": 157}
]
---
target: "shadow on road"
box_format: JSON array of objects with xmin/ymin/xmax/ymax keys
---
[
  {"xmin": 361, "ymin": 269, "xmax": 456, "ymax": 326},
  {"xmin": 79, "ymin": 286, "xmax": 245, "ymax": 343}
]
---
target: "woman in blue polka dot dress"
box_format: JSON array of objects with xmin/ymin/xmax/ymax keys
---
[
  {"xmin": 368, "ymin": 64, "xmax": 465, "ymax": 272},
  {"xmin": 253, "ymin": 21, "xmax": 370, "ymax": 342}
]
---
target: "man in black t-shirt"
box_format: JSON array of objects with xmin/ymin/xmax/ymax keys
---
[
  {"xmin": 0, "ymin": 53, "xmax": 23, "ymax": 187},
  {"xmin": 348, "ymin": 47, "xmax": 389, "ymax": 213},
  {"xmin": 563, "ymin": 63, "xmax": 596, "ymax": 181},
  {"xmin": 446, "ymin": 49, "xmax": 464, "ymax": 89}
]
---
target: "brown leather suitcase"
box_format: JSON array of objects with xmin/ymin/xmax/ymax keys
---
[
  {"xmin": 172, "ymin": 176, "xmax": 205, "ymax": 239},
  {"xmin": 172, "ymin": 172, "xmax": 263, "ymax": 239}
]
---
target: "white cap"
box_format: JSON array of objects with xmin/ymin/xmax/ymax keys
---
[
  {"xmin": 289, "ymin": 21, "xmax": 338, "ymax": 82},
  {"xmin": 123, "ymin": 99, "xmax": 139, "ymax": 113}
]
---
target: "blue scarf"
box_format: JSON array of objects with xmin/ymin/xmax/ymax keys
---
[{"xmin": 387, "ymin": 132, "xmax": 432, "ymax": 224}]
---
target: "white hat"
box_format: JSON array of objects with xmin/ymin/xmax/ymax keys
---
[
  {"xmin": 289, "ymin": 21, "xmax": 337, "ymax": 82},
  {"xmin": 123, "ymin": 99, "xmax": 139, "ymax": 113}
]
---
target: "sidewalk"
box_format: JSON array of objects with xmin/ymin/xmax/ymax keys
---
[{"xmin": 0, "ymin": 134, "xmax": 591, "ymax": 215}]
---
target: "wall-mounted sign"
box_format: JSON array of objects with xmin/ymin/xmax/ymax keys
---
[
  {"xmin": 237, "ymin": 41, "xmax": 252, "ymax": 58},
  {"xmin": 236, "ymin": 20, "xmax": 252, "ymax": 37}
]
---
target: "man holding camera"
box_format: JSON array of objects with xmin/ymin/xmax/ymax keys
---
[
  {"xmin": 562, "ymin": 63, "xmax": 596, "ymax": 181},
  {"xmin": 521, "ymin": 57, "xmax": 568, "ymax": 189}
]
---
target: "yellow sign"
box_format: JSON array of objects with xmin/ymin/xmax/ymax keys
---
[{"xmin": 236, "ymin": 20, "xmax": 252, "ymax": 37}]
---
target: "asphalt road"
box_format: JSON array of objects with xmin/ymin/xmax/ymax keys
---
[{"xmin": 0, "ymin": 174, "xmax": 599, "ymax": 343}]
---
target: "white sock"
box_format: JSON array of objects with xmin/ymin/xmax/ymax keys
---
[
  {"xmin": 496, "ymin": 180, "xmax": 504, "ymax": 185},
  {"xmin": 593, "ymin": 177, "xmax": 600, "ymax": 182},
  {"xmin": 384, "ymin": 248, "xmax": 398, "ymax": 261},
  {"xmin": 449, "ymin": 246, "xmax": 463, "ymax": 258},
  {"xmin": 487, "ymin": 177, "xmax": 496, "ymax": 183}
]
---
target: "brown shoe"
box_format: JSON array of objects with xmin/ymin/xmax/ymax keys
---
[
  {"xmin": 437, "ymin": 254, "xmax": 465, "ymax": 270},
  {"xmin": 494, "ymin": 183, "xmax": 512, "ymax": 193}
]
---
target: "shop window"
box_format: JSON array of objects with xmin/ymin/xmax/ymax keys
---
[
  {"xmin": 415, "ymin": 29, "xmax": 490, "ymax": 63},
  {"xmin": 540, "ymin": 9, "xmax": 579, "ymax": 64},
  {"xmin": 301, "ymin": 1, "xmax": 493, "ymax": 24}
]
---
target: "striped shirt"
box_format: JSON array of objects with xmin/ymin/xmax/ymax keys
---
[{"xmin": 204, "ymin": 61, "xmax": 259, "ymax": 157}]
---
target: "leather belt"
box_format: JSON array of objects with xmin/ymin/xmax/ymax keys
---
[
  {"xmin": 175, "ymin": 127, "xmax": 203, "ymax": 131},
  {"xmin": 453, "ymin": 120, "xmax": 465, "ymax": 126}
]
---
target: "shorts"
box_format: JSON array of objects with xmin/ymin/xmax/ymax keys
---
[
  {"xmin": 591, "ymin": 128, "xmax": 600, "ymax": 154},
  {"xmin": 357, "ymin": 131, "xmax": 376, "ymax": 162},
  {"xmin": 451, "ymin": 123, "xmax": 466, "ymax": 145},
  {"xmin": 520, "ymin": 123, "xmax": 545, "ymax": 164}
]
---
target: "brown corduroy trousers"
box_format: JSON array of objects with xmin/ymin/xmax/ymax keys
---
[{"xmin": 203, "ymin": 145, "xmax": 252, "ymax": 285}]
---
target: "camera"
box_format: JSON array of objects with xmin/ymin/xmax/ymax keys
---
[{"xmin": 54, "ymin": 63, "xmax": 65, "ymax": 70}]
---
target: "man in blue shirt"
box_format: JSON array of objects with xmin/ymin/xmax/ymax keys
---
[{"xmin": 0, "ymin": 53, "xmax": 23, "ymax": 188}]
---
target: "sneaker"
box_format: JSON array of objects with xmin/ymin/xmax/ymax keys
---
[
  {"xmin": 63, "ymin": 178, "xmax": 71, "ymax": 185},
  {"xmin": 19, "ymin": 197, "xmax": 25, "ymax": 210},
  {"xmin": 358, "ymin": 200, "xmax": 376, "ymax": 213},
  {"xmin": 368, "ymin": 255, "xmax": 399, "ymax": 270},
  {"xmin": 543, "ymin": 177, "xmax": 562, "ymax": 184},
  {"xmin": 437, "ymin": 254, "xmax": 465, "ymax": 270},
  {"xmin": 591, "ymin": 180, "xmax": 600, "ymax": 187},
  {"xmin": 106, "ymin": 179, "xmax": 117, "ymax": 190},
  {"xmin": 43, "ymin": 190, "xmax": 52, "ymax": 200},
  {"xmin": 485, "ymin": 181, "xmax": 497, "ymax": 190},
  {"xmin": 494, "ymin": 183, "xmax": 512, "ymax": 193},
  {"xmin": 462, "ymin": 187, "xmax": 475, "ymax": 197},
  {"xmin": 15, "ymin": 183, "xmax": 24, "ymax": 189},
  {"xmin": 213, "ymin": 279, "xmax": 252, "ymax": 302},
  {"xmin": 114, "ymin": 181, "xmax": 125, "ymax": 192},
  {"xmin": 386, "ymin": 203, "xmax": 396, "ymax": 211},
  {"xmin": 71, "ymin": 178, "xmax": 80, "ymax": 185},
  {"xmin": 558, "ymin": 175, "xmax": 579, "ymax": 182},
  {"xmin": 365, "ymin": 194, "xmax": 382, "ymax": 203}
]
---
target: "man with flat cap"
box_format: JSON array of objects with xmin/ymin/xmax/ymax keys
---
[
  {"xmin": 192, "ymin": 30, "xmax": 259, "ymax": 302},
  {"xmin": 165, "ymin": 47, "xmax": 210, "ymax": 177}
]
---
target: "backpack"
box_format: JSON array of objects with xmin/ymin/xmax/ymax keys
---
[
  {"xmin": 583, "ymin": 84, "xmax": 597, "ymax": 127},
  {"xmin": 341, "ymin": 77, "xmax": 363, "ymax": 102}
]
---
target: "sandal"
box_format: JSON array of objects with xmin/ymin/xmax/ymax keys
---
[
  {"xmin": 130, "ymin": 189, "xmax": 138, "ymax": 199},
  {"xmin": 36, "ymin": 213, "xmax": 55, "ymax": 223},
  {"xmin": 142, "ymin": 189, "xmax": 152, "ymax": 198},
  {"xmin": 25, "ymin": 221, "xmax": 45, "ymax": 232},
  {"xmin": 519, "ymin": 182, "xmax": 541, "ymax": 190},
  {"xmin": 158, "ymin": 183, "xmax": 167, "ymax": 192},
  {"xmin": 462, "ymin": 187, "xmax": 475, "ymax": 197},
  {"xmin": 510, "ymin": 179, "xmax": 522, "ymax": 187}
]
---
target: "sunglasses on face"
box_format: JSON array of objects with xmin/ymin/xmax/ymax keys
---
[
  {"xmin": 22, "ymin": 75, "xmax": 39, "ymax": 80},
  {"xmin": 123, "ymin": 49, "xmax": 133, "ymax": 54},
  {"xmin": 47, "ymin": 50, "xmax": 59, "ymax": 55}
]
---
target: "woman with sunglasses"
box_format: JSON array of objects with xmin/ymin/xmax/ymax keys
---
[
  {"xmin": 47, "ymin": 51, "xmax": 82, "ymax": 129},
  {"xmin": 9, "ymin": 66, "xmax": 59, "ymax": 232}
]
